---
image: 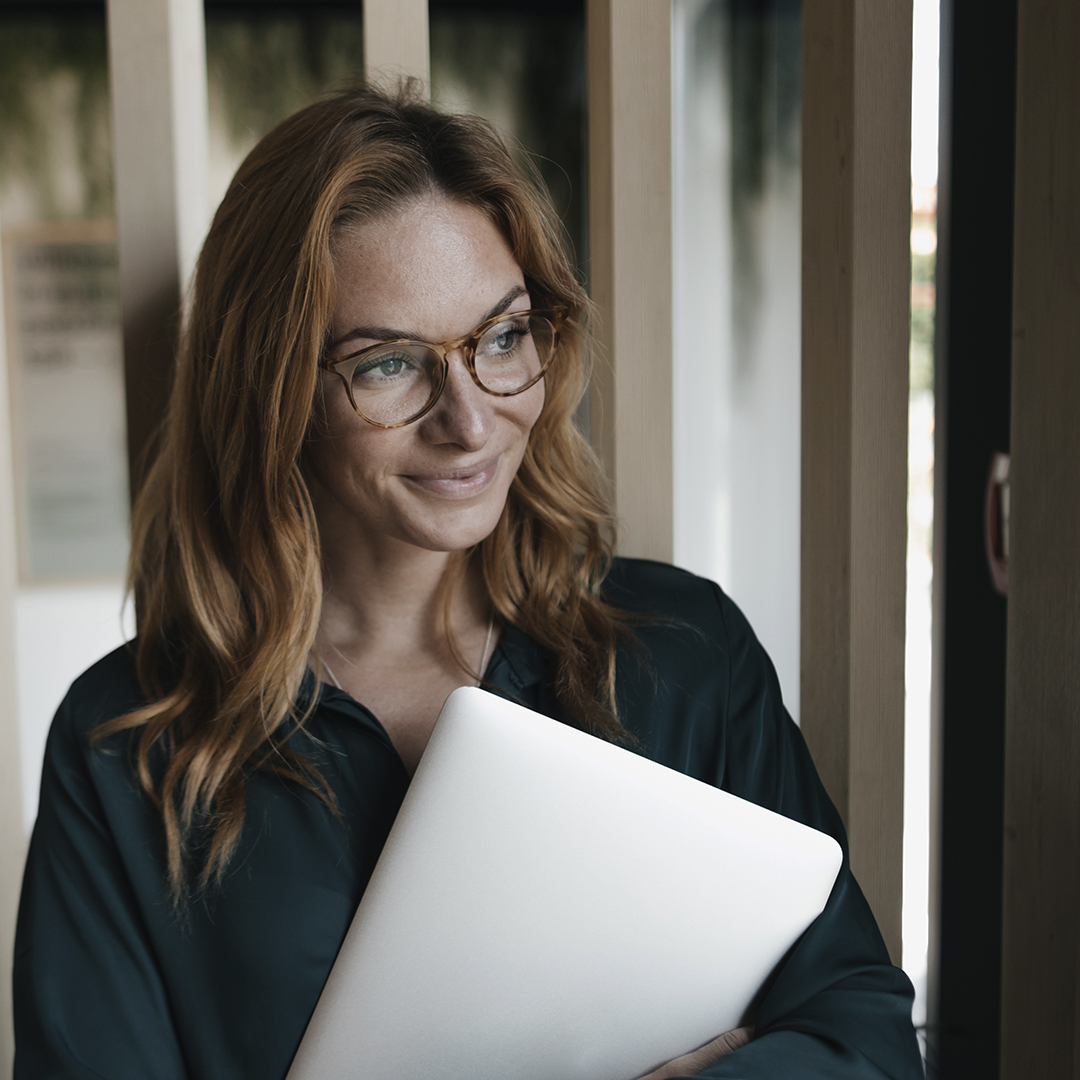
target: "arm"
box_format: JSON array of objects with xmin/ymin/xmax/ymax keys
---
[
  {"xmin": 691, "ymin": 586, "xmax": 923, "ymax": 1079},
  {"xmin": 14, "ymin": 694, "xmax": 188, "ymax": 1080},
  {"xmin": 602, "ymin": 560, "xmax": 922, "ymax": 1079}
]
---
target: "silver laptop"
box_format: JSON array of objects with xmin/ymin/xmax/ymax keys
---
[{"xmin": 287, "ymin": 687, "xmax": 841, "ymax": 1080}]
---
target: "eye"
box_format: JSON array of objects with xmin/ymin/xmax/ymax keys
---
[
  {"xmin": 353, "ymin": 350, "xmax": 416, "ymax": 383},
  {"xmin": 480, "ymin": 319, "xmax": 530, "ymax": 361},
  {"xmin": 492, "ymin": 328, "xmax": 521, "ymax": 352},
  {"xmin": 375, "ymin": 356, "xmax": 406, "ymax": 376}
]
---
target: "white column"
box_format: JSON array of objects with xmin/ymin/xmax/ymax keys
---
[
  {"xmin": 587, "ymin": 0, "xmax": 674, "ymax": 562},
  {"xmin": 106, "ymin": 0, "xmax": 209, "ymax": 494},
  {"xmin": 364, "ymin": 0, "xmax": 431, "ymax": 90},
  {"xmin": 0, "ymin": 211, "xmax": 26, "ymax": 1076}
]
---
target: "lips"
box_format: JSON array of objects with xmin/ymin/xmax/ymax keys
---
[{"xmin": 402, "ymin": 457, "xmax": 500, "ymax": 498}]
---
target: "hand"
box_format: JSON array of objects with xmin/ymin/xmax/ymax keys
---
[{"xmin": 635, "ymin": 1026, "xmax": 754, "ymax": 1079}]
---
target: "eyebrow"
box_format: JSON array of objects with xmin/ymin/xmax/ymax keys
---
[{"xmin": 331, "ymin": 286, "xmax": 529, "ymax": 350}]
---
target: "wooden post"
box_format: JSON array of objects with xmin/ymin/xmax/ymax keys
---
[
  {"xmin": 1000, "ymin": 2, "xmax": 1080, "ymax": 1074},
  {"xmin": 586, "ymin": 0, "xmax": 674, "ymax": 562},
  {"xmin": 800, "ymin": 0, "xmax": 912, "ymax": 964},
  {"xmin": 0, "ymin": 211, "xmax": 25, "ymax": 1076},
  {"xmin": 106, "ymin": 0, "xmax": 209, "ymax": 496},
  {"xmin": 364, "ymin": 0, "xmax": 430, "ymax": 91}
]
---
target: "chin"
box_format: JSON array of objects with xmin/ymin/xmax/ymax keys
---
[{"xmin": 404, "ymin": 497, "xmax": 508, "ymax": 553}]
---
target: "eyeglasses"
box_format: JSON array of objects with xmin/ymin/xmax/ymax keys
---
[{"xmin": 321, "ymin": 307, "xmax": 566, "ymax": 428}]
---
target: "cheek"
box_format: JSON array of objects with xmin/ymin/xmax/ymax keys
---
[
  {"xmin": 492, "ymin": 392, "xmax": 543, "ymax": 480},
  {"xmin": 510, "ymin": 379, "xmax": 546, "ymax": 438},
  {"xmin": 309, "ymin": 378, "xmax": 351, "ymax": 447},
  {"xmin": 306, "ymin": 386, "xmax": 383, "ymax": 488}
]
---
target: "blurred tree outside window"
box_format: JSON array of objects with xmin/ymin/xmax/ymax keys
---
[
  {"xmin": 673, "ymin": 0, "xmax": 802, "ymax": 718},
  {"xmin": 0, "ymin": 10, "xmax": 123, "ymax": 579}
]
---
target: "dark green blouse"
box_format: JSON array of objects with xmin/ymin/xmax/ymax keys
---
[{"xmin": 14, "ymin": 558, "xmax": 923, "ymax": 1079}]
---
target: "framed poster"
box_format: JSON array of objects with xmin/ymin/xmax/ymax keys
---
[{"xmin": 2, "ymin": 221, "xmax": 129, "ymax": 582}]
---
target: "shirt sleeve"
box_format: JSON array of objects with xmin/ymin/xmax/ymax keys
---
[
  {"xmin": 13, "ymin": 694, "xmax": 189, "ymax": 1080},
  {"xmin": 694, "ymin": 585, "xmax": 924, "ymax": 1080}
]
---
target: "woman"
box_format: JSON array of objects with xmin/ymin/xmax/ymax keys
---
[{"xmin": 14, "ymin": 84, "xmax": 922, "ymax": 1080}]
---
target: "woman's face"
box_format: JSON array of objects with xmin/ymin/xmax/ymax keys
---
[{"xmin": 306, "ymin": 195, "xmax": 545, "ymax": 556}]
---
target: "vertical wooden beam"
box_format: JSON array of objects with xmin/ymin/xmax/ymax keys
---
[
  {"xmin": 107, "ymin": 0, "xmax": 209, "ymax": 496},
  {"xmin": 364, "ymin": 0, "xmax": 430, "ymax": 90},
  {"xmin": 1000, "ymin": 2, "xmax": 1080, "ymax": 1074},
  {"xmin": 800, "ymin": 0, "xmax": 912, "ymax": 963},
  {"xmin": 586, "ymin": 0, "xmax": 674, "ymax": 562},
  {"xmin": 0, "ymin": 212, "xmax": 25, "ymax": 1077}
]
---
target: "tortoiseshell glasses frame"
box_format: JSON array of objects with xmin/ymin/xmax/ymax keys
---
[{"xmin": 320, "ymin": 307, "xmax": 566, "ymax": 429}]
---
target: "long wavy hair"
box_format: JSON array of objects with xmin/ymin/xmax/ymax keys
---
[{"xmin": 94, "ymin": 83, "xmax": 631, "ymax": 899}]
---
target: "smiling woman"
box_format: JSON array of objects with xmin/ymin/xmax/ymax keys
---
[
  {"xmin": 313, "ymin": 199, "xmax": 545, "ymax": 545},
  {"xmin": 12, "ymin": 84, "xmax": 923, "ymax": 1080},
  {"xmin": 93, "ymin": 82, "xmax": 624, "ymax": 886}
]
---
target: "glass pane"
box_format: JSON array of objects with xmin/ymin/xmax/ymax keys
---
[
  {"xmin": 0, "ymin": 10, "xmax": 127, "ymax": 581},
  {"xmin": 429, "ymin": 2, "xmax": 586, "ymax": 280},
  {"xmin": 673, "ymin": 0, "xmax": 802, "ymax": 718},
  {"xmin": 205, "ymin": 7, "xmax": 366, "ymax": 212},
  {"xmin": 905, "ymin": 0, "xmax": 940, "ymax": 1056}
]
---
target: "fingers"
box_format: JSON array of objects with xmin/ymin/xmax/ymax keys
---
[
  {"xmin": 703, "ymin": 1026, "xmax": 754, "ymax": 1060},
  {"xmin": 681, "ymin": 1026, "xmax": 754, "ymax": 1072},
  {"xmin": 635, "ymin": 1025, "xmax": 755, "ymax": 1079}
]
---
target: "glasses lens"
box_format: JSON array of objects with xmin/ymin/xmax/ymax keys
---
[
  {"xmin": 347, "ymin": 344, "xmax": 440, "ymax": 425},
  {"xmin": 473, "ymin": 314, "xmax": 555, "ymax": 394}
]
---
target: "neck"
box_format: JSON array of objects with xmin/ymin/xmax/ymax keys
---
[
  {"xmin": 322, "ymin": 544, "xmax": 476, "ymax": 647},
  {"xmin": 314, "ymin": 508, "xmax": 488, "ymax": 668},
  {"xmin": 307, "ymin": 478, "xmax": 496, "ymax": 766}
]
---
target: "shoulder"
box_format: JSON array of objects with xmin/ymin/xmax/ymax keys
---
[
  {"xmin": 602, "ymin": 556, "xmax": 756, "ymax": 655},
  {"xmin": 603, "ymin": 560, "xmax": 842, "ymax": 837},
  {"xmin": 30, "ymin": 645, "xmax": 156, "ymax": 876},
  {"xmin": 601, "ymin": 557, "xmax": 759, "ymax": 722},
  {"xmin": 603, "ymin": 556, "xmax": 716, "ymax": 613},
  {"xmin": 602, "ymin": 560, "xmax": 797, "ymax": 769},
  {"xmin": 51, "ymin": 642, "xmax": 145, "ymax": 743}
]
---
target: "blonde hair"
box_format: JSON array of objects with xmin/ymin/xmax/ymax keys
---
[{"xmin": 95, "ymin": 83, "xmax": 630, "ymax": 898}]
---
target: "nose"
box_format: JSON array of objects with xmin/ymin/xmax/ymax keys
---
[{"xmin": 418, "ymin": 349, "xmax": 494, "ymax": 451}]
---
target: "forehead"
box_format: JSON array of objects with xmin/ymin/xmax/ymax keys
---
[{"xmin": 330, "ymin": 196, "xmax": 526, "ymax": 341}]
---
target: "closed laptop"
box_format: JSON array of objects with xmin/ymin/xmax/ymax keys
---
[{"xmin": 287, "ymin": 686, "xmax": 842, "ymax": 1080}]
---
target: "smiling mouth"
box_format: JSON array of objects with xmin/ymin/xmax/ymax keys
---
[{"xmin": 402, "ymin": 457, "xmax": 500, "ymax": 498}]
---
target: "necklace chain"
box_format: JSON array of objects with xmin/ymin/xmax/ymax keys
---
[
  {"xmin": 318, "ymin": 608, "xmax": 496, "ymax": 692},
  {"xmin": 476, "ymin": 609, "xmax": 496, "ymax": 686}
]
